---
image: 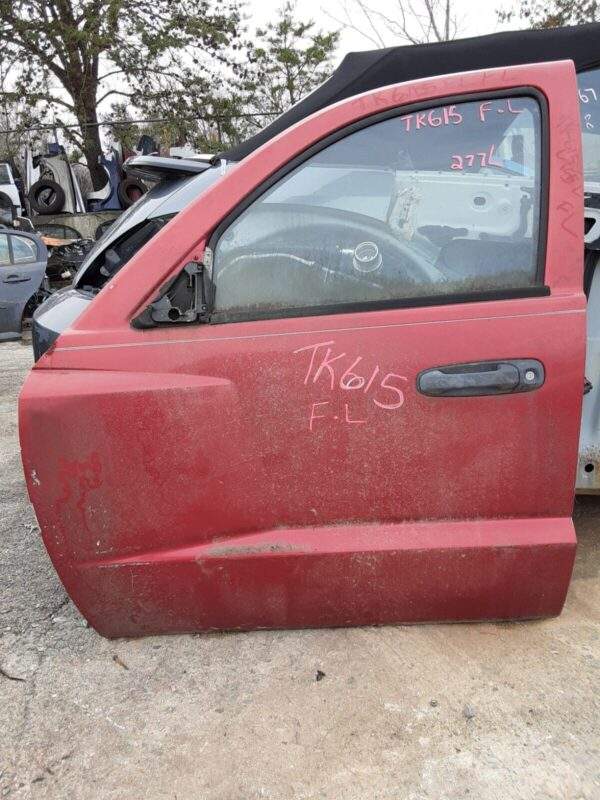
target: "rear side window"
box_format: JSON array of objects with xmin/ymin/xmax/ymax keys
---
[
  {"xmin": 11, "ymin": 235, "xmax": 38, "ymax": 264},
  {"xmin": 212, "ymin": 94, "xmax": 542, "ymax": 320}
]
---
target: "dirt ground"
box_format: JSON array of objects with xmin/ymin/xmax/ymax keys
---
[{"xmin": 0, "ymin": 340, "xmax": 598, "ymax": 800}]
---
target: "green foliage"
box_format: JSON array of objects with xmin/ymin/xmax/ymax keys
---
[
  {"xmin": 123, "ymin": 2, "xmax": 339, "ymax": 154},
  {"xmin": 0, "ymin": 0, "xmax": 339, "ymax": 171},
  {"xmin": 0, "ymin": 0, "xmax": 245, "ymax": 183},
  {"xmin": 498, "ymin": 0, "xmax": 599, "ymax": 28},
  {"xmin": 241, "ymin": 2, "xmax": 339, "ymax": 126},
  {"xmin": 106, "ymin": 93, "xmax": 251, "ymax": 155}
]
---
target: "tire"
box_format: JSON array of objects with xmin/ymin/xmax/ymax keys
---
[
  {"xmin": 117, "ymin": 177, "xmax": 147, "ymax": 208},
  {"xmin": 0, "ymin": 191, "xmax": 14, "ymax": 225},
  {"xmin": 29, "ymin": 179, "xmax": 66, "ymax": 214},
  {"xmin": 0, "ymin": 190, "xmax": 13, "ymax": 209}
]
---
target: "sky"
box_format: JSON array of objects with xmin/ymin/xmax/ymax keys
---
[
  {"xmin": 27, "ymin": 0, "xmax": 517, "ymax": 146},
  {"xmin": 246, "ymin": 0, "xmax": 515, "ymax": 56}
]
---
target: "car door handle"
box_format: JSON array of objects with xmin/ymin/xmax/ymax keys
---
[
  {"xmin": 3, "ymin": 273, "xmax": 30, "ymax": 283},
  {"xmin": 417, "ymin": 359, "xmax": 545, "ymax": 397}
]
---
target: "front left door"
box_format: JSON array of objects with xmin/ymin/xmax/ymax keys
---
[{"xmin": 20, "ymin": 61, "xmax": 585, "ymax": 637}]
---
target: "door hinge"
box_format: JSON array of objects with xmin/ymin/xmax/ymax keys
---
[{"xmin": 184, "ymin": 260, "xmax": 210, "ymax": 323}]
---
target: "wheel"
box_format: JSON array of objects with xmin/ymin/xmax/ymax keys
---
[
  {"xmin": 29, "ymin": 179, "xmax": 66, "ymax": 214},
  {"xmin": 117, "ymin": 177, "xmax": 146, "ymax": 208},
  {"xmin": 0, "ymin": 190, "xmax": 15, "ymax": 223}
]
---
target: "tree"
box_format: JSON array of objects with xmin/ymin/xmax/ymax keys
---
[
  {"xmin": 0, "ymin": 59, "xmax": 39, "ymax": 163},
  {"xmin": 106, "ymin": 93, "xmax": 252, "ymax": 155},
  {"xmin": 125, "ymin": 3, "xmax": 340, "ymax": 154},
  {"xmin": 328, "ymin": 0, "xmax": 458, "ymax": 48},
  {"xmin": 241, "ymin": 3, "xmax": 339, "ymax": 128},
  {"xmin": 0, "ymin": 0, "xmax": 244, "ymax": 187},
  {"xmin": 497, "ymin": 0, "xmax": 599, "ymax": 27}
]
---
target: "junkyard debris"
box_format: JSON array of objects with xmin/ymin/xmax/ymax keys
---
[{"xmin": 112, "ymin": 655, "xmax": 129, "ymax": 670}]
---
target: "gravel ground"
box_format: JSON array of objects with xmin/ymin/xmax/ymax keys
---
[{"xmin": 1, "ymin": 340, "xmax": 599, "ymax": 800}]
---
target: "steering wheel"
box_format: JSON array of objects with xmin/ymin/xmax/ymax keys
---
[{"xmin": 214, "ymin": 203, "xmax": 440, "ymax": 311}]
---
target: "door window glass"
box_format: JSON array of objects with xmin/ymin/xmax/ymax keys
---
[
  {"xmin": 213, "ymin": 95, "xmax": 542, "ymax": 319},
  {"xmin": 11, "ymin": 235, "xmax": 38, "ymax": 264},
  {"xmin": 0, "ymin": 234, "xmax": 10, "ymax": 265},
  {"xmin": 578, "ymin": 69, "xmax": 600, "ymax": 181}
]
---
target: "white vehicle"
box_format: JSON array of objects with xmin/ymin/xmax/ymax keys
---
[{"xmin": 0, "ymin": 162, "xmax": 22, "ymax": 217}]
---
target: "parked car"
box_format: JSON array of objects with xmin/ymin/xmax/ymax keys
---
[
  {"xmin": 0, "ymin": 230, "xmax": 47, "ymax": 341},
  {"xmin": 17, "ymin": 23, "xmax": 600, "ymax": 637}
]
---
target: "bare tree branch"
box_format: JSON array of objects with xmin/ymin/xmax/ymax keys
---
[{"xmin": 325, "ymin": 0, "xmax": 460, "ymax": 46}]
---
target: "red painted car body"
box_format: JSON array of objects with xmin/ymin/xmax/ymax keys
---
[{"xmin": 19, "ymin": 62, "xmax": 585, "ymax": 637}]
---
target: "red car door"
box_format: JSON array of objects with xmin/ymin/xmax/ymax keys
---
[{"xmin": 20, "ymin": 61, "xmax": 585, "ymax": 637}]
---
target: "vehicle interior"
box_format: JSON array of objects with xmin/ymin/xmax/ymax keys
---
[{"xmin": 211, "ymin": 95, "xmax": 540, "ymax": 319}]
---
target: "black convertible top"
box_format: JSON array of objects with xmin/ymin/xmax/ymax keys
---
[{"xmin": 221, "ymin": 22, "xmax": 600, "ymax": 162}]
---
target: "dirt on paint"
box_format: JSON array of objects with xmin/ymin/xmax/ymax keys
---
[{"xmin": 1, "ymin": 339, "xmax": 599, "ymax": 800}]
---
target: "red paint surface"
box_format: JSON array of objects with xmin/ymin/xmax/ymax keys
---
[
  {"xmin": 76, "ymin": 519, "xmax": 575, "ymax": 637},
  {"xmin": 19, "ymin": 62, "xmax": 585, "ymax": 637}
]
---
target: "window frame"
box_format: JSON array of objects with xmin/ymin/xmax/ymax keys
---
[
  {"xmin": 0, "ymin": 233, "xmax": 11, "ymax": 266},
  {"xmin": 207, "ymin": 87, "xmax": 550, "ymax": 325}
]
